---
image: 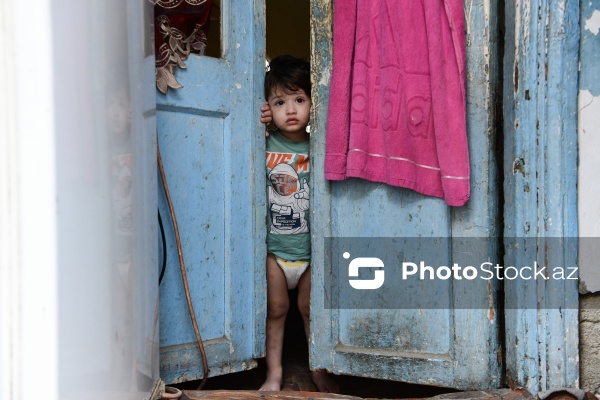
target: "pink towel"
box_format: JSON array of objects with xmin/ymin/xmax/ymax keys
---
[{"xmin": 324, "ymin": 0, "xmax": 469, "ymax": 207}]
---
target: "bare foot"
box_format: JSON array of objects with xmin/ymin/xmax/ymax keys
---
[
  {"xmin": 311, "ymin": 370, "xmax": 340, "ymax": 393},
  {"xmin": 259, "ymin": 370, "xmax": 283, "ymax": 391}
]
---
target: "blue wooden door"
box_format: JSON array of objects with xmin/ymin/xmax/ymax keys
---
[
  {"xmin": 310, "ymin": 0, "xmax": 502, "ymax": 390},
  {"xmin": 502, "ymin": 0, "xmax": 579, "ymax": 394},
  {"xmin": 157, "ymin": 0, "xmax": 266, "ymax": 384}
]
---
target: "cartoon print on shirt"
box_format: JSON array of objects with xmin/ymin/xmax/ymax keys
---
[{"xmin": 268, "ymin": 163, "xmax": 310, "ymax": 235}]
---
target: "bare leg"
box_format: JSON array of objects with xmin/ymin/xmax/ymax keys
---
[
  {"xmin": 259, "ymin": 254, "xmax": 289, "ymax": 391},
  {"xmin": 296, "ymin": 267, "xmax": 340, "ymax": 393}
]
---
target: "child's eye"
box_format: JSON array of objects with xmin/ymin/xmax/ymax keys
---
[
  {"xmin": 274, "ymin": 100, "xmax": 284, "ymax": 106},
  {"xmin": 296, "ymin": 98, "xmax": 305, "ymax": 103}
]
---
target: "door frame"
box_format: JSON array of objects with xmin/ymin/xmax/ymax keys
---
[{"xmin": 502, "ymin": 0, "xmax": 580, "ymax": 394}]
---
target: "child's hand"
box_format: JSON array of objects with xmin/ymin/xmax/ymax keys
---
[
  {"xmin": 261, "ymin": 102, "xmax": 273, "ymax": 137},
  {"xmin": 260, "ymin": 101, "xmax": 273, "ymax": 124}
]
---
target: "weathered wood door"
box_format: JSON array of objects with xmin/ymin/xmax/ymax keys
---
[
  {"xmin": 309, "ymin": 0, "xmax": 502, "ymax": 390},
  {"xmin": 156, "ymin": 0, "xmax": 266, "ymax": 384}
]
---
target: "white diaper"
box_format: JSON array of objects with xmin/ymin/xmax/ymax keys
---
[{"xmin": 275, "ymin": 257, "xmax": 309, "ymax": 289}]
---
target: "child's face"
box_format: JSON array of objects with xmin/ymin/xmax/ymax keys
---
[{"xmin": 267, "ymin": 86, "xmax": 311, "ymax": 138}]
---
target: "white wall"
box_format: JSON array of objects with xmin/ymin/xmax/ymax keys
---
[
  {"xmin": 578, "ymin": 87, "xmax": 600, "ymax": 293},
  {"xmin": 578, "ymin": 3, "xmax": 600, "ymax": 294},
  {"xmin": 578, "ymin": 3, "xmax": 600, "ymax": 396},
  {"xmin": 0, "ymin": 0, "xmax": 158, "ymax": 399}
]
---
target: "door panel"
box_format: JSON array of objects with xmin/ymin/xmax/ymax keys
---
[
  {"xmin": 310, "ymin": 0, "xmax": 501, "ymax": 390},
  {"xmin": 157, "ymin": 0, "xmax": 266, "ymax": 384},
  {"xmin": 338, "ymin": 309, "xmax": 451, "ymax": 354},
  {"xmin": 157, "ymin": 111, "xmax": 226, "ymax": 345}
]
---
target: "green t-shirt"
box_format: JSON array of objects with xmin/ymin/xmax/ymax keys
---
[{"xmin": 266, "ymin": 130, "xmax": 311, "ymax": 261}]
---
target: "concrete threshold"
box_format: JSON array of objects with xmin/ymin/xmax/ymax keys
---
[{"xmin": 181, "ymin": 388, "xmax": 531, "ymax": 400}]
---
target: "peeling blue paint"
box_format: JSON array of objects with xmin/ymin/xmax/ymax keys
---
[
  {"xmin": 157, "ymin": 0, "xmax": 266, "ymax": 384},
  {"xmin": 504, "ymin": 0, "xmax": 580, "ymax": 394},
  {"xmin": 580, "ymin": 1, "xmax": 600, "ymax": 96},
  {"xmin": 310, "ymin": 0, "xmax": 502, "ymax": 390}
]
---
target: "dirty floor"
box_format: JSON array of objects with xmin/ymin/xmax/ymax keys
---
[{"xmin": 171, "ymin": 290, "xmax": 460, "ymax": 399}]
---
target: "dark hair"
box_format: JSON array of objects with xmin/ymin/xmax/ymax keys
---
[{"xmin": 264, "ymin": 55, "xmax": 311, "ymax": 100}]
